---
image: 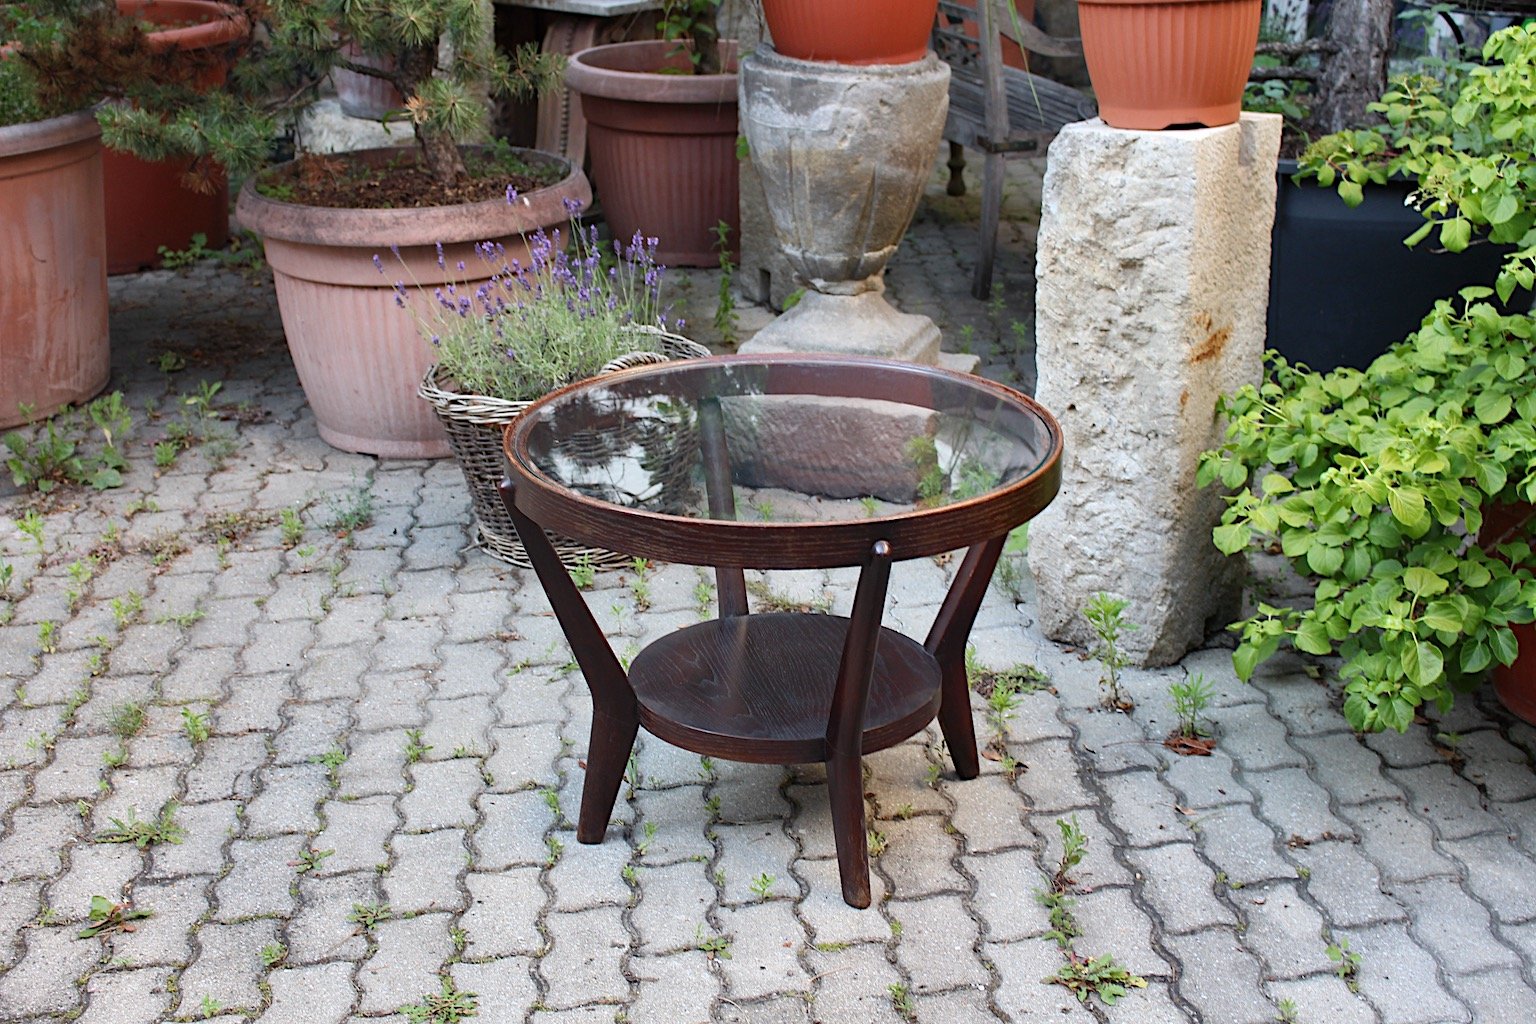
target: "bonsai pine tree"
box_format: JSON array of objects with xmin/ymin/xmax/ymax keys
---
[
  {"xmin": 258, "ymin": 0, "xmax": 563, "ymax": 185},
  {"xmin": 1, "ymin": 0, "xmax": 270, "ymax": 183}
]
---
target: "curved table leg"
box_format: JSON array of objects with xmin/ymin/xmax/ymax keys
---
[
  {"xmin": 499, "ymin": 477, "xmax": 638, "ymax": 843},
  {"xmin": 826, "ymin": 540, "xmax": 894, "ymax": 908},
  {"xmin": 925, "ymin": 535, "xmax": 1007, "ymax": 780}
]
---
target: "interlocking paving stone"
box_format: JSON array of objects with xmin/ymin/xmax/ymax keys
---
[
  {"xmin": 1395, "ymin": 878, "xmax": 1522, "ymax": 974},
  {"xmin": 0, "ymin": 923, "xmax": 100, "ymax": 1016},
  {"xmin": 1340, "ymin": 921, "xmax": 1469, "ymax": 1023},
  {"xmin": 472, "ymin": 790, "xmax": 552, "ymax": 869},
  {"xmin": 1155, "ymin": 747, "xmax": 1265, "ymax": 817},
  {"xmin": 964, "ymin": 848, "xmax": 1049, "ymax": 941},
  {"xmin": 0, "ymin": 803, "xmax": 83, "ymax": 880},
  {"xmin": 805, "ymin": 944, "xmax": 908, "ymax": 1024},
  {"xmin": 73, "ymin": 969, "xmax": 176, "ymax": 1024},
  {"xmin": 1159, "ymin": 928, "xmax": 1275, "ymax": 1024},
  {"xmin": 1293, "ymin": 733, "xmax": 1402, "ymax": 805},
  {"xmin": 1447, "ymin": 967, "xmax": 1536, "ymax": 1024},
  {"xmin": 1245, "ymin": 766, "xmax": 1353, "ymax": 842},
  {"xmin": 1337, "ymin": 799, "xmax": 1458, "ymax": 884},
  {"xmin": 873, "ymin": 815, "xmax": 966, "ymax": 898},
  {"xmin": 1265, "ymin": 974, "xmax": 1376, "ymax": 1024},
  {"xmin": 890, "ymin": 894, "xmax": 988, "ymax": 992},
  {"xmin": 147, "ymin": 798, "xmax": 238, "ymax": 878},
  {"xmin": 285, "ymin": 872, "xmax": 375, "ymax": 964},
  {"xmin": 1235, "ymin": 880, "xmax": 1334, "ymax": 979},
  {"xmin": 358, "ymin": 912, "xmax": 454, "ymax": 1014},
  {"xmin": 254, "ymin": 962, "xmax": 357, "ymax": 1024},
  {"xmin": 1123, "ymin": 841, "xmax": 1237, "ymax": 938},
  {"xmin": 384, "ymin": 828, "xmax": 468, "ymax": 913},
  {"xmin": 540, "ymin": 906, "xmax": 631, "ymax": 1008},
  {"xmin": 1101, "ymin": 768, "xmax": 1187, "ymax": 847},
  {"xmin": 1195, "ymin": 806, "xmax": 1295, "ymax": 888},
  {"xmin": 399, "ymin": 758, "xmax": 482, "ymax": 831},
  {"xmin": 109, "ymin": 875, "xmax": 208, "ymax": 966},
  {"xmin": 243, "ymin": 763, "xmax": 330, "ymax": 835},
  {"xmin": 179, "ymin": 918, "xmax": 279, "ymax": 1010},
  {"xmin": 985, "ymin": 939, "xmax": 1099, "ymax": 1022},
  {"xmin": 449, "ymin": 958, "xmax": 540, "ymax": 1023},
  {"xmin": 1287, "ymin": 838, "xmax": 1407, "ymax": 927},
  {"xmin": 1387, "ymin": 763, "xmax": 1510, "ymax": 841},
  {"xmin": 626, "ymin": 952, "xmax": 717, "ymax": 1024},
  {"xmin": 548, "ymin": 832, "xmax": 631, "ymax": 911},
  {"xmin": 1073, "ymin": 886, "xmax": 1173, "ymax": 978},
  {"xmin": 1442, "ymin": 832, "xmax": 1536, "ymax": 924},
  {"xmin": 714, "ymin": 901, "xmax": 810, "ymax": 1001}
]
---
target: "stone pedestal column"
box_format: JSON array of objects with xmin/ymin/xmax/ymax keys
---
[
  {"xmin": 1028, "ymin": 113, "xmax": 1282, "ymax": 666},
  {"xmin": 737, "ymin": 46, "xmax": 959, "ymax": 367}
]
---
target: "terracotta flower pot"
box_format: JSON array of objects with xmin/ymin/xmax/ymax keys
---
[
  {"xmin": 1483, "ymin": 501, "xmax": 1536, "ymax": 724},
  {"xmin": 564, "ymin": 40, "xmax": 738, "ymax": 268},
  {"xmin": 332, "ymin": 41, "xmax": 405, "ymax": 121},
  {"xmin": 1077, "ymin": 0, "xmax": 1261, "ymax": 131},
  {"xmin": 0, "ymin": 111, "xmax": 112, "ymax": 429},
  {"xmin": 761, "ymin": 0, "xmax": 940, "ymax": 65},
  {"xmin": 105, "ymin": 0, "xmax": 250, "ymax": 274},
  {"xmin": 236, "ymin": 148, "xmax": 591, "ymax": 459}
]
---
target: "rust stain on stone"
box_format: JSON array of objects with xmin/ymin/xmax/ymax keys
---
[{"xmin": 1190, "ymin": 311, "xmax": 1231, "ymax": 365}]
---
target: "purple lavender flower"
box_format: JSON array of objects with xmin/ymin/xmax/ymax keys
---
[
  {"xmin": 506, "ymin": 186, "xmax": 519, "ymax": 205},
  {"xmin": 435, "ymin": 242, "xmax": 445, "ymax": 270},
  {"xmin": 372, "ymin": 254, "xmax": 384, "ymax": 273}
]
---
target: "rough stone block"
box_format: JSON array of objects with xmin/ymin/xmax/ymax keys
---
[{"xmin": 1029, "ymin": 114, "xmax": 1283, "ymax": 666}]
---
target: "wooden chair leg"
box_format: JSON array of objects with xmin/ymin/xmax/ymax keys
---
[
  {"xmin": 972, "ymin": 150, "xmax": 1005, "ymax": 300},
  {"xmin": 947, "ymin": 140, "xmax": 968, "ymax": 197}
]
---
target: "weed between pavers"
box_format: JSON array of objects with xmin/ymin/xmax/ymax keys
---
[
  {"xmin": 401, "ymin": 978, "xmax": 477, "ymax": 1024},
  {"xmin": 1085, "ymin": 592, "xmax": 1136, "ymax": 712},
  {"xmin": 1165, "ymin": 673, "xmax": 1217, "ymax": 757},
  {"xmin": 1036, "ymin": 815, "xmax": 1148, "ymax": 1006}
]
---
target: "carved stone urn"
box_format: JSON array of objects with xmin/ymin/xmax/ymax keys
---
[{"xmin": 738, "ymin": 45, "xmax": 955, "ymax": 366}]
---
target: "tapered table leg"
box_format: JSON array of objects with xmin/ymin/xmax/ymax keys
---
[
  {"xmin": 499, "ymin": 478, "xmax": 639, "ymax": 843},
  {"xmin": 826, "ymin": 540, "xmax": 894, "ymax": 908},
  {"xmin": 926, "ymin": 535, "xmax": 1007, "ymax": 780}
]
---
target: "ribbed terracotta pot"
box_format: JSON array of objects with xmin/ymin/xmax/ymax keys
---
[
  {"xmin": 1484, "ymin": 501, "xmax": 1536, "ymax": 724},
  {"xmin": 0, "ymin": 111, "xmax": 111, "ymax": 430},
  {"xmin": 565, "ymin": 41, "xmax": 738, "ymax": 267},
  {"xmin": 762, "ymin": 0, "xmax": 940, "ymax": 64},
  {"xmin": 104, "ymin": 0, "xmax": 249, "ymax": 274},
  {"xmin": 236, "ymin": 148, "xmax": 591, "ymax": 459},
  {"xmin": 1077, "ymin": 0, "xmax": 1261, "ymax": 130}
]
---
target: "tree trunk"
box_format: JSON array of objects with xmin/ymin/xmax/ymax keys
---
[
  {"xmin": 418, "ymin": 125, "xmax": 468, "ymax": 185},
  {"xmin": 1310, "ymin": 0, "xmax": 1393, "ymax": 135}
]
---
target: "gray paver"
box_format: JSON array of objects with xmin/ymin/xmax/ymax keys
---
[
  {"xmin": 255, "ymin": 962, "xmax": 357, "ymax": 1024},
  {"xmin": 3, "ymin": 148, "xmax": 1536, "ymax": 1024},
  {"xmin": 540, "ymin": 907, "xmax": 631, "ymax": 1008}
]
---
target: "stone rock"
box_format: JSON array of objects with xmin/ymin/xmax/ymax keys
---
[
  {"xmin": 723, "ymin": 394, "xmax": 936, "ymax": 502},
  {"xmin": 1028, "ymin": 113, "xmax": 1282, "ymax": 666},
  {"xmin": 296, "ymin": 99, "xmax": 416, "ymax": 157}
]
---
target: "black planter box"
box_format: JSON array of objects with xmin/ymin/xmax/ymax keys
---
[{"xmin": 1267, "ymin": 158, "xmax": 1520, "ymax": 373}]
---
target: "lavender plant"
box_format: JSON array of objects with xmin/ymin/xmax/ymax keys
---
[{"xmin": 389, "ymin": 197, "xmax": 682, "ymax": 402}]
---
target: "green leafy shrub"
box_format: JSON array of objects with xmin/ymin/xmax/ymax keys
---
[{"xmin": 1200, "ymin": 293, "xmax": 1536, "ymax": 731}]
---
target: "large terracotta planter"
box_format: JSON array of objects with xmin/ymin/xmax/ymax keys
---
[
  {"xmin": 1077, "ymin": 0, "xmax": 1261, "ymax": 130},
  {"xmin": 564, "ymin": 40, "xmax": 738, "ymax": 268},
  {"xmin": 0, "ymin": 111, "xmax": 111, "ymax": 429},
  {"xmin": 105, "ymin": 0, "xmax": 249, "ymax": 274},
  {"xmin": 1484, "ymin": 501, "xmax": 1536, "ymax": 724},
  {"xmin": 236, "ymin": 148, "xmax": 591, "ymax": 459},
  {"xmin": 762, "ymin": 0, "xmax": 940, "ymax": 65}
]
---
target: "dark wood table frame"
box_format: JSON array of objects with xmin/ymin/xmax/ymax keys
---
[{"xmin": 499, "ymin": 355, "xmax": 1062, "ymax": 907}]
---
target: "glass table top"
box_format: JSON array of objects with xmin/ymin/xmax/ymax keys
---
[{"xmin": 506, "ymin": 355, "xmax": 1060, "ymax": 527}]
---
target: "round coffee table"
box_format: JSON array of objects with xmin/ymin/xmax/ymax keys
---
[{"xmin": 500, "ymin": 353, "xmax": 1063, "ymax": 907}]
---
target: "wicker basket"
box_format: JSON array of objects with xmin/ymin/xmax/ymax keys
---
[{"xmin": 419, "ymin": 328, "xmax": 711, "ymax": 568}]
